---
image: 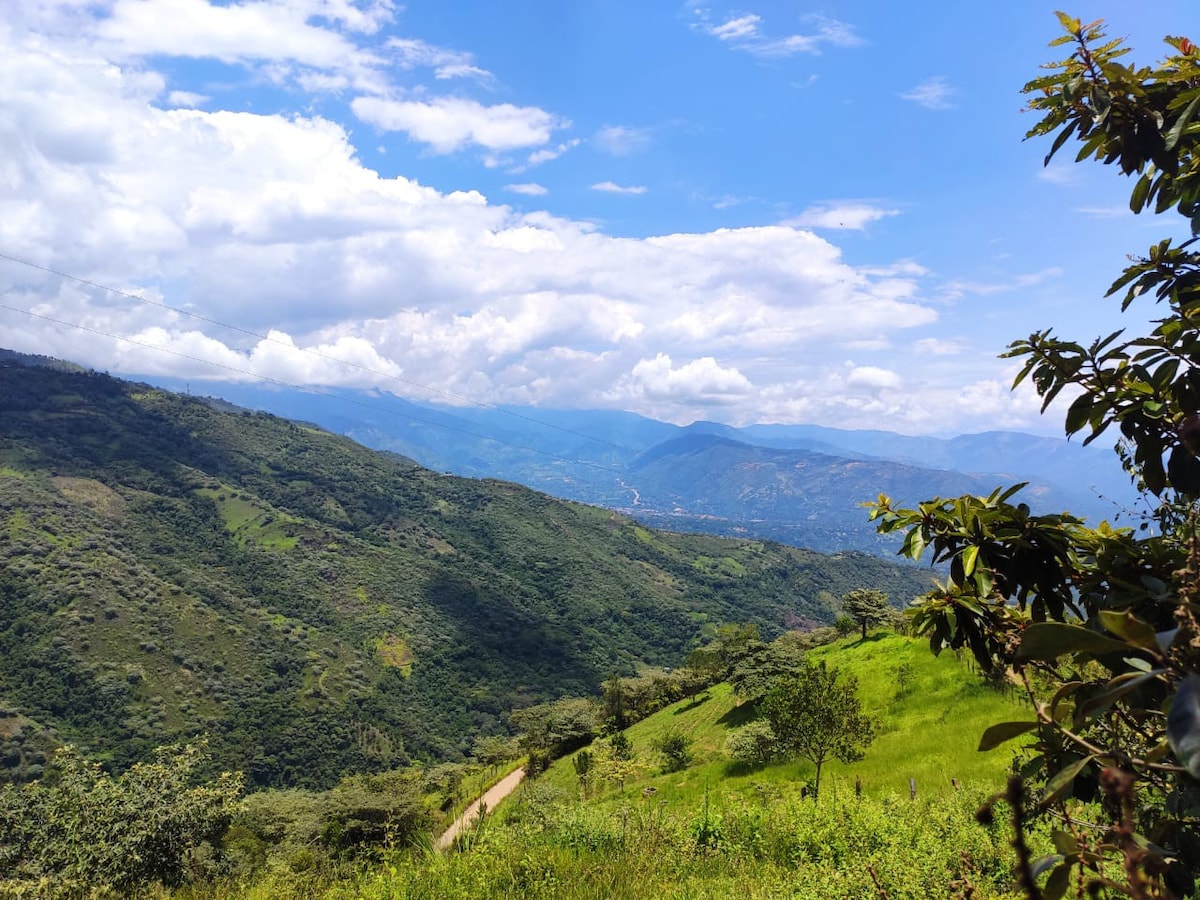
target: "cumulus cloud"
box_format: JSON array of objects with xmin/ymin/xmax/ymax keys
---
[
  {"xmin": 93, "ymin": 0, "xmax": 392, "ymax": 92},
  {"xmin": 625, "ymin": 354, "xmax": 753, "ymax": 404},
  {"xmin": 591, "ymin": 181, "xmax": 647, "ymax": 195},
  {"xmin": 900, "ymin": 77, "xmax": 956, "ymax": 110},
  {"xmin": 351, "ymin": 96, "xmax": 567, "ymax": 152},
  {"xmin": 0, "ymin": 13, "xmax": 1051, "ymax": 434},
  {"xmin": 846, "ymin": 365, "xmax": 901, "ymax": 391},
  {"xmin": 166, "ymin": 89, "xmax": 208, "ymax": 107},
  {"xmin": 787, "ymin": 202, "xmax": 899, "ymax": 230}
]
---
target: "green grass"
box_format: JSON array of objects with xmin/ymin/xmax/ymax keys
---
[
  {"xmin": 196, "ymin": 486, "xmax": 300, "ymax": 550},
  {"xmin": 544, "ymin": 632, "xmax": 1025, "ymax": 806}
]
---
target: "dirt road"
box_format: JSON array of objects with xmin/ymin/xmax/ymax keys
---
[{"xmin": 435, "ymin": 766, "xmax": 525, "ymax": 850}]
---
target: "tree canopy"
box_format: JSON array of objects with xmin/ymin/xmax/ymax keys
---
[
  {"xmin": 870, "ymin": 14, "xmax": 1200, "ymax": 897},
  {"xmin": 840, "ymin": 588, "xmax": 889, "ymax": 640}
]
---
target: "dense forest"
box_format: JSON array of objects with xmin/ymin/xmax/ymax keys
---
[{"xmin": 0, "ymin": 359, "xmax": 931, "ymax": 787}]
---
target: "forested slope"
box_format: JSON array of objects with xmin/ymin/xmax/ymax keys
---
[{"xmin": 0, "ymin": 362, "xmax": 932, "ymax": 787}]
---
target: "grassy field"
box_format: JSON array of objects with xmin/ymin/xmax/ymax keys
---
[
  {"xmin": 159, "ymin": 631, "xmax": 1044, "ymax": 899},
  {"xmin": 539, "ymin": 631, "xmax": 1027, "ymax": 806}
]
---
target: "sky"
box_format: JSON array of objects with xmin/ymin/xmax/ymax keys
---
[{"xmin": 1, "ymin": 0, "xmax": 1196, "ymax": 436}]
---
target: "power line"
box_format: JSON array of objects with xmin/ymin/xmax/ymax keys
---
[
  {"xmin": 0, "ymin": 301, "xmax": 631, "ymax": 477},
  {"xmin": 0, "ymin": 251, "xmax": 630, "ymax": 451}
]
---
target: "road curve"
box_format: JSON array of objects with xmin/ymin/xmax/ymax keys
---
[{"xmin": 436, "ymin": 766, "xmax": 525, "ymax": 850}]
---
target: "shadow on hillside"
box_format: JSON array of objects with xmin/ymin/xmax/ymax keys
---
[
  {"xmin": 716, "ymin": 702, "xmax": 758, "ymax": 728},
  {"xmin": 673, "ymin": 693, "xmax": 711, "ymax": 714},
  {"xmin": 850, "ymin": 632, "xmax": 892, "ymax": 647}
]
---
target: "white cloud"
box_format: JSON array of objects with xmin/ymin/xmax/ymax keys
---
[
  {"xmin": 505, "ymin": 183, "xmax": 548, "ymax": 196},
  {"xmin": 625, "ymin": 354, "xmax": 753, "ymax": 404},
  {"xmin": 912, "ymin": 337, "xmax": 968, "ymax": 356},
  {"xmin": 593, "ymin": 124, "xmax": 651, "ymax": 157},
  {"xmin": 386, "ymin": 36, "xmax": 492, "ymax": 81},
  {"xmin": 166, "ymin": 90, "xmax": 208, "ymax": 107},
  {"xmin": 709, "ymin": 14, "xmax": 761, "ymax": 41},
  {"xmin": 0, "ymin": 16, "xmax": 1055, "ymax": 434},
  {"xmin": 351, "ymin": 96, "xmax": 567, "ymax": 152},
  {"xmin": 787, "ymin": 202, "xmax": 898, "ymax": 230},
  {"xmin": 900, "ymin": 77, "xmax": 955, "ymax": 110},
  {"xmin": 846, "ymin": 365, "xmax": 901, "ymax": 391},
  {"xmin": 94, "ymin": 0, "xmax": 391, "ymax": 92},
  {"xmin": 519, "ymin": 138, "xmax": 582, "ymax": 169},
  {"xmin": 697, "ymin": 11, "xmax": 861, "ymax": 58},
  {"xmin": 939, "ymin": 267, "xmax": 1063, "ymax": 302},
  {"xmin": 591, "ymin": 181, "xmax": 647, "ymax": 195}
]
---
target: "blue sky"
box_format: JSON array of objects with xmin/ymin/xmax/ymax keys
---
[{"xmin": 1, "ymin": 1, "xmax": 1195, "ymax": 434}]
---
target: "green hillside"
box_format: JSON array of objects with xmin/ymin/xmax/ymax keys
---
[
  {"xmin": 541, "ymin": 632, "xmax": 1023, "ymax": 804},
  {"xmin": 192, "ymin": 633, "xmax": 1039, "ymax": 899},
  {"xmin": 0, "ymin": 362, "xmax": 933, "ymax": 787}
]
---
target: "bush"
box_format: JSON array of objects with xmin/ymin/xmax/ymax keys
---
[
  {"xmin": 724, "ymin": 720, "xmax": 778, "ymax": 769},
  {"xmin": 652, "ymin": 729, "xmax": 694, "ymax": 773},
  {"xmin": 0, "ymin": 740, "xmax": 243, "ymax": 895}
]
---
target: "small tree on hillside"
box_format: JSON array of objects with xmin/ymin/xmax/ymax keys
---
[
  {"xmin": 761, "ymin": 661, "xmax": 874, "ymax": 800},
  {"xmin": 841, "ymin": 588, "xmax": 890, "ymax": 640}
]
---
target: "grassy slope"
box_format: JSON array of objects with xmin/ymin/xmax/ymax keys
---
[{"xmin": 541, "ymin": 632, "xmax": 1025, "ymax": 804}]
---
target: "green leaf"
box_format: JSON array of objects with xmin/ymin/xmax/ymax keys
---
[
  {"xmin": 961, "ymin": 544, "xmax": 979, "ymax": 577},
  {"xmin": 1097, "ymin": 609, "xmax": 1158, "ymax": 650},
  {"xmin": 1130, "ymin": 171, "xmax": 1153, "ymax": 212},
  {"xmin": 1165, "ymin": 92, "xmax": 1200, "ymax": 151},
  {"xmin": 1017, "ymin": 623, "xmax": 1132, "ymax": 661},
  {"xmin": 978, "ymin": 721, "xmax": 1039, "ymax": 752},
  {"xmin": 1051, "ymin": 829, "xmax": 1077, "ymax": 856},
  {"xmin": 1041, "ymin": 755, "xmax": 1094, "ymax": 806},
  {"xmin": 1043, "ymin": 862, "xmax": 1073, "ymax": 900},
  {"xmin": 1075, "ymin": 671, "xmax": 1161, "ymax": 721}
]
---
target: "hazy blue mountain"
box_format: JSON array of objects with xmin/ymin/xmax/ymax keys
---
[{"xmin": 138, "ymin": 377, "xmax": 1138, "ymax": 555}]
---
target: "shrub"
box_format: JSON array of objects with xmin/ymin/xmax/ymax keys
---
[
  {"xmin": 724, "ymin": 720, "xmax": 778, "ymax": 769},
  {"xmin": 652, "ymin": 729, "xmax": 694, "ymax": 773},
  {"xmin": 0, "ymin": 740, "xmax": 243, "ymax": 895}
]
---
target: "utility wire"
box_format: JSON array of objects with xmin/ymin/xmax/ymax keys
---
[
  {"xmin": 0, "ymin": 251, "xmax": 630, "ymax": 451},
  {"xmin": 0, "ymin": 302, "xmax": 631, "ymax": 477}
]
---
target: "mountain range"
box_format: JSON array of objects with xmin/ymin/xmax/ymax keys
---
[
  {"xmin": 0, "ymin": 354, "xmax": 934, "ymax": 787},
  {"xmin": 135, "ymin": 375, "xmax": 1139, "ymax": 555}
]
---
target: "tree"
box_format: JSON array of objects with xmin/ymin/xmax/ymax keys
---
[
  {"xmin": 760, "ymin": 661, "xmax": 874, "ymax": 800},
  {"xmin": 869, "ymin": 14, "xmax": 1200, "ymax": 896},
  {"xmin": 728, "ymin": 637, "xmax": 807, "ymax": 703},
  {"xmin": 841, "ymin": 588, "xmax": 890, "ymax": 640}
]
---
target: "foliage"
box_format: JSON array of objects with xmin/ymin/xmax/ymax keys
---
[
  {"xmin": 760, "ymin": 662, "xmax": 874, "ymax": 800},
  {"xmin": 728, "ymin": 635, "xmax": 807, "ymax": 703},
  {"xmin": 511, "ymin": 697, "xmax": 598, "ymax": 761},
  {"xmin": 841, "ymin": 588, "xmax": 890, "ymax": 640},
  {"xmin": 235, "ymin": 768, "xmax": 430, "ymax": 870},
  {"xmin": 869, "ymin": 14, "xmax": 1200, "ymax": 898},
  {"xmin": 211, "ymin": 787, "xmax": 1046, "ymax": 899},
  {"xmin": 652, "ymin": 729, "xmax": 695, "ymax": 773},
  {"xmin": 0, "ymin": 364, "xmax": 934, "ymax": 787},
  {"xmin": 724, "ymin": 720, "xmax": 779, "ymax": 769},
  {"xmin": 0, "ymin": 740, "xmax": 242, "ymax": 896}
]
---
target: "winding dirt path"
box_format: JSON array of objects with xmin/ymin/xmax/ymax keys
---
[{"xmin": 436, "ymin": 766, "xmax": 525, "ymax": 850}]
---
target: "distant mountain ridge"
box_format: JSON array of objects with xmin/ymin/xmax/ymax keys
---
[{"xmin": 135, "ymin": 375, "xmax": 1136, "ymax": 555}]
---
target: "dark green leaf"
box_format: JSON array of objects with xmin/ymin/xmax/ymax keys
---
[
  {"xmin": 1017, "ymin": 623, "xmax": 1132, "ymax": 661},
  {"xmin": 978, "ymin": 721, "xmax": 1039, "ymax": 752}
]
